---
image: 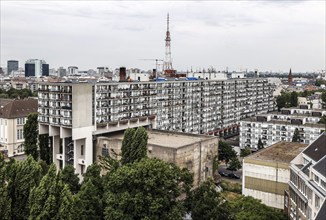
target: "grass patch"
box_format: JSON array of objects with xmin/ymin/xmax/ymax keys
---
[{"xmin": 220, "ymin": 180, "xmax": 242, "ymax": 194}]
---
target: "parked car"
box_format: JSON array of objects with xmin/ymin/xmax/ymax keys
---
[
  {"xmin": 228, "ymin": 173, "xmax": 240, "ymax": 179},
  {"xmin": 218, "ymin": 171, "xmax": 228, "ymax": 177}
]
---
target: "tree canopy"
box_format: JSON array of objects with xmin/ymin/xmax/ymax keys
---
[
  {"xmin": 276, "ymin": 91, "xmax": 298, "ymax": 111},
  {"xmin": 0, "ymin": 88, "xmax": 37, "ymax": 99},
  {"xmin": 257, "ymin": 138, "xmax": 264, "ymax": 150},
  {"xmin": 292, "ymin": 128, "xmax": 301, "ymax": 142},
  {"xmin": 218, "ymin": 141, "xmax": 237, "ymax": 165},
  {"xmin": 61, "ymin": 165, "xmax": 80, "ymax": 194},
  {"xmin": 120, "ymin": 127, "xmax": 149, "ymax": 165},
  {"xmin": 189, "ymin": 179, "xmax": 231, "ymax": 220},
  {"xmin": 24, "ymin": 112, "xmax": 39, "ymax": 160},
  {"xmin": 231, "ymin": 196, "xmax": 287, "ymax": 220},
  {"xmin": 104, "ymin": 158, "xmax": 193, "ymax": 220},
  {"xmin": 7, "ymin": 156, "xmax": 42, "ymax": 219},
  {"xmin": 39, "ymin": 134, "xmax": 52, "ymax": 164}
]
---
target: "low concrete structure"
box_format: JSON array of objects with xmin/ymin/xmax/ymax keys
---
[
  {"xmin": 96, "ymin": 129, "xmax": 218, "ymax": 186},
  {"xmin": 242, "ymin": 141, "xmax": 307, "ymax": 209}
]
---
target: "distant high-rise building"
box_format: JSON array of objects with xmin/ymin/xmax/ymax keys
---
[
  {"xmin": 7, "ymin": 60, "xmax": 19, "ymax": 75},
  {"xmin": 25, "ymin": 59, "xmax": 49, "ymax": 77},
  {"xmin": 288, "ymin": 68, "xmax": 293, "ymax": 85},
  {"xmin": 68, "ymin": 66, "xmax": 78, "ymax": 75},
  {"xmin": 58, "ymin": 67, "xmax": 67, "ymax": 77},
  {"xmin": 0, "ymin": 67, "xmax": 4, "ymax": 75}
]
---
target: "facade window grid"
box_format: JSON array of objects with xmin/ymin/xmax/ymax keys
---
[{"xmin": 39, "ymin": 79, "xmax": 275, "ymax": 135}]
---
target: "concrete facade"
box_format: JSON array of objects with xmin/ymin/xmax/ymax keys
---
[
  {"xmin": 95, "ymin": 129, "xmax": 218, "ymax": 186},
  {"xmin": 38, "ymin": 78, "xmax": 275, "ymax": 176},
  {"xmin": 242, "ymin": 142, "xmax": 307, "ymax": 209}
]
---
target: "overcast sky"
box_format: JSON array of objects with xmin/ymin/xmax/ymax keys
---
[{"xmin": 1, "ymin": 1, "xmax": 325, "ymax": 72}]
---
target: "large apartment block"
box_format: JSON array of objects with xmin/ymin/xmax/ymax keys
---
[
  {"xmin": 38, "ymin": 78, "xmax": 275, "ymax": 174},
  {"xmin": 240, "ymin": 108, "xmax": 326, "ymax": 149},
  {"xmin": 287, "ymin": 133, "xmax": 326, "ymax": 220}
]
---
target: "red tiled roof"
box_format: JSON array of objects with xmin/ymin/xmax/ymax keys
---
[{"xmin": 0, "ymin": 98, "xmax": 38, "ymax": 119}]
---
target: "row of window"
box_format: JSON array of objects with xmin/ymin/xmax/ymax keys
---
[{"xmin": 17, "ymin": 117, "xmax": 25, "ymax": 125}]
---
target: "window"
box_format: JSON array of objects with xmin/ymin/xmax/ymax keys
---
[
  {"xmin": 102, "ymin": 144, "xmax": 109, "ymax": 156},
  {"xmin": 17, "ymin": 144, "xmax": 24, "ymax": 153},
  {"xmin": 80, "ymin": 165, "xmax": 84, "ymax": 174},
  {"xmin": 314, "ymin": 174, "xmax": 319, "ymax": 183},
  {"xmin": 81, "ymin": 145, "xmax": 84, "ymax": 156},
  {"xmin": 16, "ymin": 129, "xmax": 24, "ymax": 140},
  {"xmin": 315, "ymin": 195, "xmax": 320, "ymax": 209},
  {"xmin": 321, "ymin": 180, "xmax": 326, "ymax": 190}
]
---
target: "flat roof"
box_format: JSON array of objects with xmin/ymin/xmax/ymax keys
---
[
  {"xmin": 106, "ymin": 129, "xmax": 216, "ymax": 149},
  {"xmin": 245, "ymin": 141, "xmax": 307, "ymax": 164}
]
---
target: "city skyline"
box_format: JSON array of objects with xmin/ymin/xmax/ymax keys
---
[{"xmin": 1, "ymin": 1, "xmax": 325, "ymax": 72}]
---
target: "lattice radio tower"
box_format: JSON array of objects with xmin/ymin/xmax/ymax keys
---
[{"xmin": 163, "ymin": 13, "xmax": 175, "ymax": 74}]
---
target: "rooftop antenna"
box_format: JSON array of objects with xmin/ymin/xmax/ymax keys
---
[{"xmin": 163, "ymin": 13, "xmax": 174, "ymax": 75}]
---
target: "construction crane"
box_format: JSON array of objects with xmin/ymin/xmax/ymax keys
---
[{"xmin": 139, "ymin": 59, "xmax": 164, "ymax": 79}]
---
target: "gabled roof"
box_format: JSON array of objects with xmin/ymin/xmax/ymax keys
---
[
  {"xmin": 315, "ymin": 200, "xmax": 326, "ymax": 220},
  {"xmin": 303, "ymin": 133, "xmax": 326, "ymax": 162},
  {"xmin": 0, "ymin": 98, "xmax": 38, "ymax": 119},
  {"xmin": 313, "ymin": 156, "xmax": 326, "ymax": 177}
]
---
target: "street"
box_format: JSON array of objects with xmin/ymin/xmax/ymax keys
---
[{"xmin": 218, "ymin": 164, "xmax": 242, "ymax": 183}]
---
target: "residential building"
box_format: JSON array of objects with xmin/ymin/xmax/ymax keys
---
[
  {"xmin": 240, "ymin": 108, "xmax": 326, "ymax": 149},
  {"xmin": 287, "ymin": 133, "xmax": 326, "ymax": 220},
  {"xmin": 0, "ymin": 98, "xmax": 38, "ymax": 158},
  {"xmin": 242, "ymin": 141, "xmax": 307, "ymax": 209},
  {"xmin": 7, "ymin": 60, "xmax": 19, "ymax": 76},
  {"xmin": 25, "ymin": 59, "xmax": 49, "ymax": 77},
  {"xmin": 96, "ymin": 129, "xmax": 218, "ymax": 186},
  {"xmin": 38, "ymin": 78, "xmax": 275, "ymax": 175}
]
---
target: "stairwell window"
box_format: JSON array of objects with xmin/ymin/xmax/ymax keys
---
[
  {"xmin": 315, "ymin": 195, "xmax": 320, "ymax": 209},
  {"xmin": 81, "ymin": 145, "xmax": 84, "ymax": 156},
  {"xmin": 102, "ymin": 144, "xmax": 109, "ymax": 156}
]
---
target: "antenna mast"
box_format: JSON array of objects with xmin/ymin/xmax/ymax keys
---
[{"xmin": 163, "ymin": 13, "xmax": 175, "ymax": 75}]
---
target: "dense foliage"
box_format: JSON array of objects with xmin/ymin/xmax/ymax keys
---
[
  {"xmin": 257, "ymin": 138, "xmax": 264, "ymax": 150},
  {"xmin": 218, "ymin": 141, "xmax": 237, "ymax": 165},
  {"xmin": 23, "ymin": 113, "xmax": 39, "ymax": 160},
  {"xmin": 231, "ymin": 196, "xmax": 287, "ymax": 220},
  {"xmin": 276, "ymin": 91, "xmax": 298, "ymax": 111},
  {"xmin": 0, "ymin": 128, "xmax": 288, "ymax": 219},
  {"xmin": 292, "ymin": 128, "xmax": 301, "ymax": 142},
  {"xmin": 39, "ymin": 134, "xmax": 52, "ymax": 164},
  {"xmin": 189, "ymin": 179, "xmax": 231, "ymax": 220},
  {"xmin": 0, "ymin": 88, "xmax": 37, "ymax": 99},
  {"xmin": 121, "ymin": 127, "xmax": 148, "ymax": 165},
  {"xmin": 104, "ymin": 158, "xmax": 192, "ymax": 220}
]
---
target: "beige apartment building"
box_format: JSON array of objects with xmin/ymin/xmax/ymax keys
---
[{"xmin": 0, "ymin": 98, "xmax": 38, "ymax": 158}]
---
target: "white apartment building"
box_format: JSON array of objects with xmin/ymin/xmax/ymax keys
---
[
  {"xmin": 0, "ymin": 98, "xmax": 38, "ymax": 158},
  {"xmin": 287, "ymin": 133, "xmax": 326, "ymax": 220},
  {"xmin": 38, "ymin": 78, "xmax": 275, "ymax": 175},
  {"xmin": 240, "ymin": 108, "xmax": 326, "ymax": 149}
]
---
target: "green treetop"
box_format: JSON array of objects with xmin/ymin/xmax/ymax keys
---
[{"xmin": 24, "ymin": 112, "xmax": 39, "ymax": 160}]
